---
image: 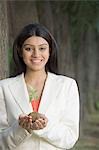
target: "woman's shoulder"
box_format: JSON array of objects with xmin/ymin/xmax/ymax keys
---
[
  {"xmin": 49, "ymin": 72, "xmax": 75, "ymax": 81},
  {"xmin": 49, "ymin": 72, "xmax": 76, "ymax": 85},
  {"xmin": 0, "ymin": 73, "xmax": 23, "ymax": 86}
]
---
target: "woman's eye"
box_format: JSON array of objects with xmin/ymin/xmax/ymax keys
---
[
  {"xmin": 24, "ymin": 47, "xmax": 32, "ymax": 51},
  {"xmin": 39, "ymin": 47, "xmax": 46, "ymax": 51}
]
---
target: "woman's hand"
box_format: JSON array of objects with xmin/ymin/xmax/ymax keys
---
[
  {"xmin": 18, "ymin": 112, "xmax": 48, "ymax": 133},
  {"xmin": 18, "ymin": 114, "xmax": 32, "ymax": 133}
]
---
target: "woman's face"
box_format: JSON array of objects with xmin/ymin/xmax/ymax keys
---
[{"xmin": 21, "ymin": 36, "xmax": 50, "ymax": 72}]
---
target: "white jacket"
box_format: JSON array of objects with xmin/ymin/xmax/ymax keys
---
[{"xmin": 0, "ymin": 72, "xmax": 79, "ymax": 150}]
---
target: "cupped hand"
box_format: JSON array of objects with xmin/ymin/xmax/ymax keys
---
[
  {"xmin": 18, "ymin": 114, "xmax": 33, "ymax": 133},
  {"xmin": 18, "ymin": 112, "xmax": 48, "ymax": 133},
  {"xmin": 28, "ymin": 112, "xmax": 48, "ymax": 130}
]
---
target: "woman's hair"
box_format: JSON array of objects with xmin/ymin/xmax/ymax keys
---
[{"xmin": 13, "ymin": 23, "xmax": 59, "ymax": 75}]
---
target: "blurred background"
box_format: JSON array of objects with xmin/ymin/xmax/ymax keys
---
[{"xmin": 0, "ymin": 0, "xmax": 99, "ymax": 149}]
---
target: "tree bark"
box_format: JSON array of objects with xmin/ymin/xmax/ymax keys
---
[
  {"xmin": 36, "ymin": 1, "xmax": 54, "ymax": 34},
  {"xmin": 86, "ymin": 27, "xmax": 98, "ymax": 113},
  {"xmin": 0, "ymin": 0, "xmax": 9, "ymax": 79}
]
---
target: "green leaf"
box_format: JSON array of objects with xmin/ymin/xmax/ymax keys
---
[{"xmin": 27, "ymin": 84, "xmax": 39, "ymax": 102}]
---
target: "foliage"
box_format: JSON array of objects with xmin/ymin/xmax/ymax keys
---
[
  {"xmin": 8, "ymin": 48, "xmax": 16, "ymax": 76},
  {"xmin": 95, "ymin": 100, "xmax": 99, "ymax": 111},
  {"xmin": 94, "ymin": 89, "xmax": 99, "ymax": 111},
  {"xmin": 59, "ymin": 1, "xmax": 99, "ymax": 58}
]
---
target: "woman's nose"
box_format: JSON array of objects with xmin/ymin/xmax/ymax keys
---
[{"xmin": 32, "ymin": 49, "xmax": 39, "ymax": 57}]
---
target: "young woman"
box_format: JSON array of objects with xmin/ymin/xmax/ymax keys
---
[{"xmin": 0, "ymin": 23, "xmax": 79, "ymax": 150}]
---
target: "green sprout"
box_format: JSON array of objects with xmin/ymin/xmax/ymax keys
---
[{"xmin": 27, "ymin": 85, "xmax": 38, "ymax": 102}]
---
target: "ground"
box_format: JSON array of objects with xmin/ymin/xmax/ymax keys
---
[{"xmin": 72, "ymin": 113, "xmax": 99, "ymax": 150}]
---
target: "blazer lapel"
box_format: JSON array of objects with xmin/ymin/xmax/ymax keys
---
[
  {"xmin": 38, "ymin": 72, "xmax": 57, "ymax": 114},
  {"xmin": 9, "ymin": 73, "xmax": 32, "ymax": 114}
]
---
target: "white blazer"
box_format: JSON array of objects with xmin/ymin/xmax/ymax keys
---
[{"xmin": 0, "ymin": 72, "xmax": 79, "ymax": 150}]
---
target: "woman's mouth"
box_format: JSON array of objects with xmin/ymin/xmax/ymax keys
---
[{"xmin": 31, "ymin": 59, "xmax": 43, "ymax": 64}]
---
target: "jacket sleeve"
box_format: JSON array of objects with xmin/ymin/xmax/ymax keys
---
[
  {"xmin": 33, "ymin": 80, "xmax": 80, "ymax": 149},
  {"xmin": 0, "ymin": 86, "xmax": 30, "ymax": 150}
]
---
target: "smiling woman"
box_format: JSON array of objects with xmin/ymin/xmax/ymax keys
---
[
  {"xmin": 13, "ymin": 23, "xmax": 58, "ymax": 75},
  {"xmin": 22, "ymin": 36, "xmax": 50, "ymax": 72},
  {"xmin": 0, "ymin": 23, "xmax": 79, "ymax": 150}
]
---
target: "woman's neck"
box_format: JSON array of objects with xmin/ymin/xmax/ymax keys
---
[
  {"xmin": 24, "ymin": 70, "xmax": 48, "ymax": 100},
  {"xmin": 24, "ymin": 69, "xmax": 47, "ymax": 85}
]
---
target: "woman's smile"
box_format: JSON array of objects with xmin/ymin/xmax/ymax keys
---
[{"xmin": 31, "ymin": 58, "xmax": 43, "ymax": 64}]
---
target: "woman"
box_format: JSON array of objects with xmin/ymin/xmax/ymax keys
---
[{"xmin": 0, "ymin": 23, "xmax": 79, "ymax": 150}]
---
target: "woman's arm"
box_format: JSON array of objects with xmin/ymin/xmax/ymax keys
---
[
  {"xmin": 0, "ymin": 86, "xmax": 30, "ymax": 150},
  {"xmin": 33, "ymin": 80, "xmax": 80, "ymax": 149}
]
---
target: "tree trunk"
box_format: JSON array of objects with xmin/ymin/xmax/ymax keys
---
[
  {"xmin": 0, "ymin": 1, "xmax": 9, "ymax": 79},
  {"xmin": 8, "ymin": 1, "xmax": 39, "ymax": 40},
  {"xmin": 86, "ymin": 27, "xmax": 98, "ymax": 113},
  {"xmin": 36, "ymin": 1, "xmax": 54, "ymax": 34}
]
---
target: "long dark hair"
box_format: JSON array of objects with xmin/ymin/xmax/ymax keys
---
[{"xmin": 13, "ymin": 23, "xmax": 59, "ymax": 75}]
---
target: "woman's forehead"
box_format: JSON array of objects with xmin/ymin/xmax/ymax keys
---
[{"xmin": 23, "ymin": 36, "xmax": 49, "ymax": 46}]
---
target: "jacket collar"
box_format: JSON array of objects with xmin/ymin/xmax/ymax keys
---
[
  {"xmin": 8, "ymin": 72, "xmax": 57, "ymax": 115},
  {"xmin": 9, "ymin": 73, "xmax": 32, "ymax": 114}
]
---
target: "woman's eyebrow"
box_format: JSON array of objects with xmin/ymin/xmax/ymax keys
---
[
  {"xmin": 38, "ymin": 44, "xmax": 48, "ymax": 46},
  {"xmin": 22, "ymin": 44, "xmax": 32, "ymax": 47},
  {"xmin": 23, "ymin": 43, "xmax": 48, "ymax": 47},
  {"xmin": 24, "ymin": 44, "xmax": 35, "ymax": 46}
]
